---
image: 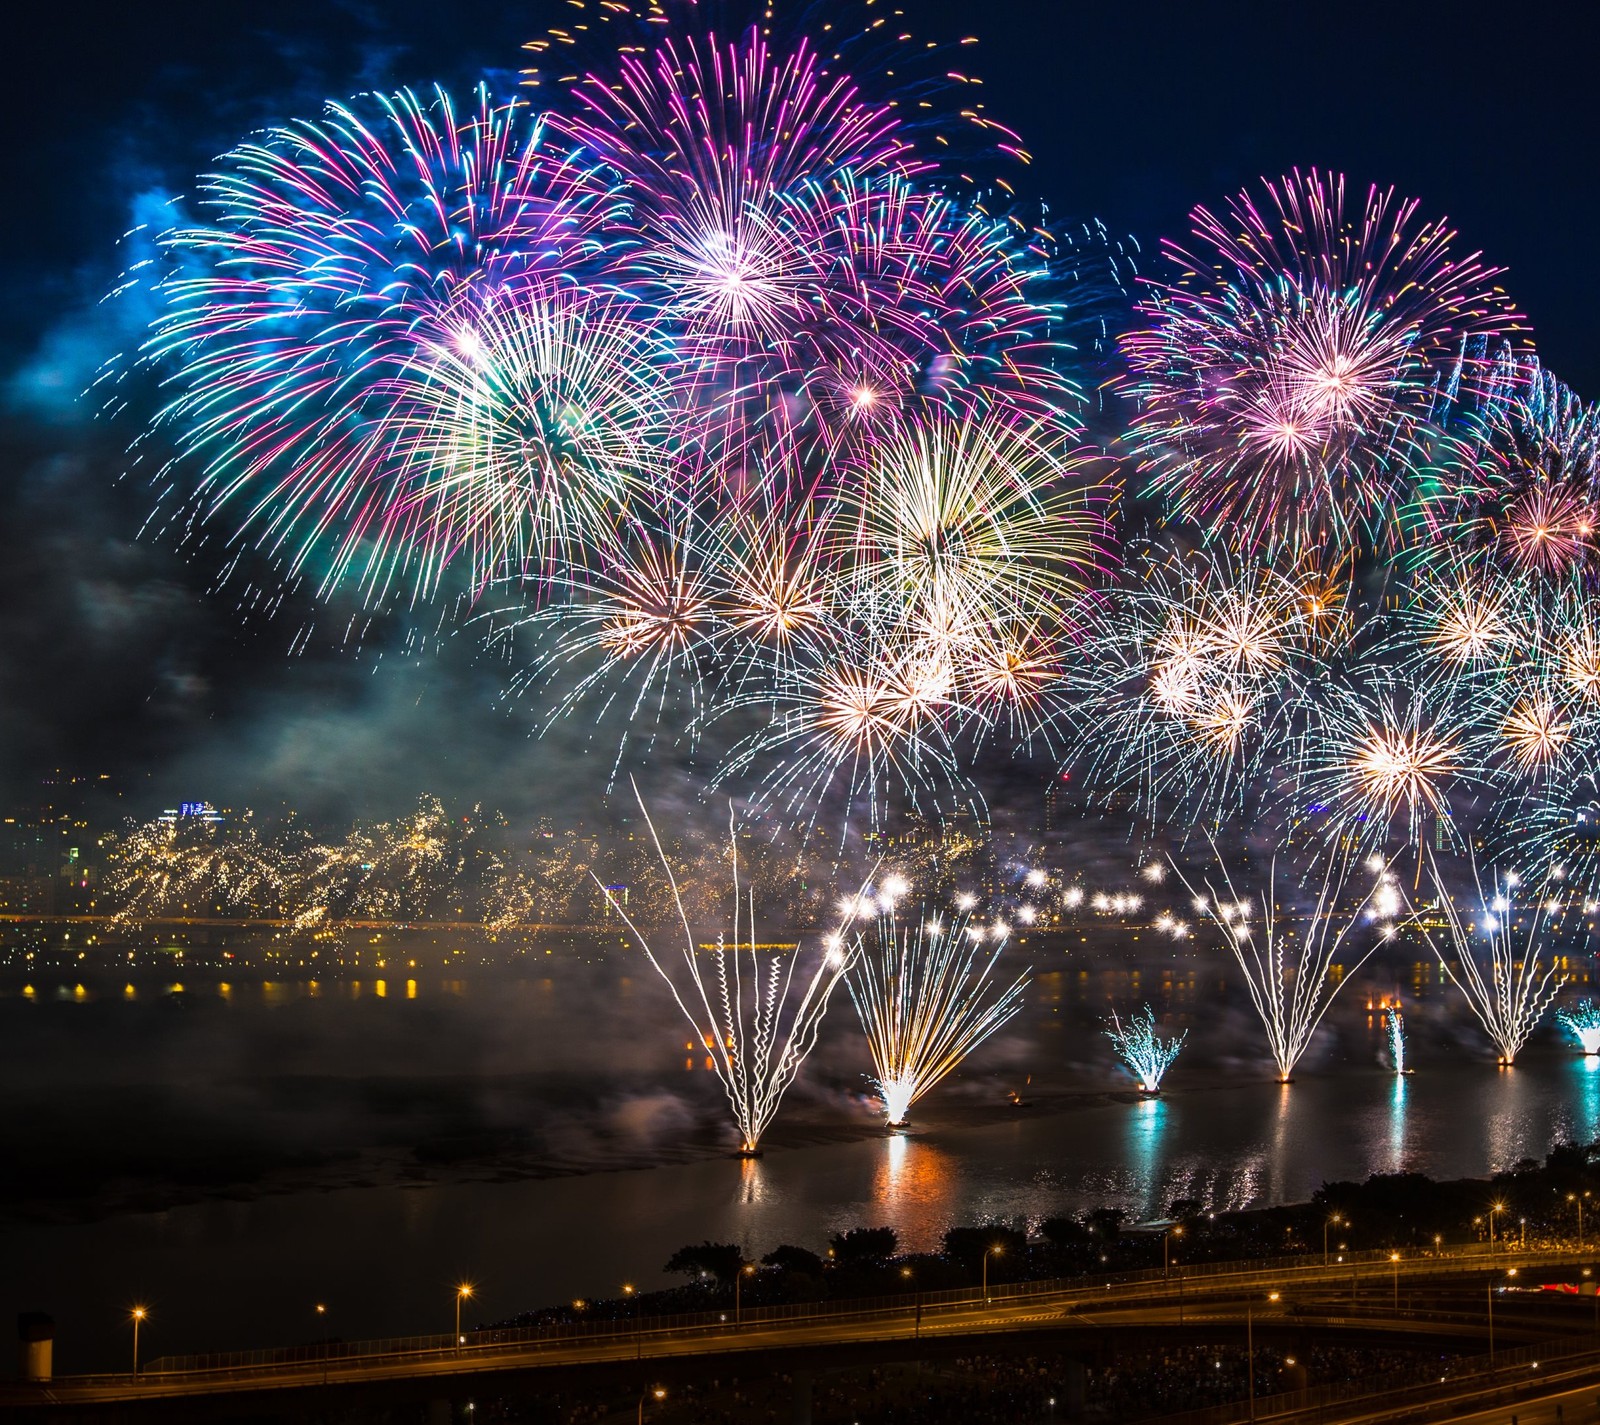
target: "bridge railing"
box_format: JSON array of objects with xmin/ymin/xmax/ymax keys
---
[
  {"xmin": 1138, "ymin": 1328, "xmax": 1600, "ymax": 1425},
  {"xmin": 134, "ymin": 1242, "xmax": 1587, "ymax": 1382}
]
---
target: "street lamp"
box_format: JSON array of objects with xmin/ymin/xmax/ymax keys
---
[
  {"xmin": 130, "ymin": 1307, "xmax": 146, "ymax": 1381},
  {"xmin": 1569, "ymin": 1191, "xmax": 1592, "ymax": 1246},
  {"xmin": 1389, "ymin": 1253, "xmax": 1400, "ymax": 1311},
  {"xmin": 1165, "ymin": 1225, "xmax": 1184, "ymax": 1278},
  {"xmin": 1323, "ymin": 1214, "xmax": 1345, "ymax": 1267},
  {"xmin": 455, "ymin": 1284, "xmax": 473, "ymax": 1354},
  {"xmin": 735, "ymin": 1263, "xmax": 755, "ymax": 1324},
  {"xmin": 1246, "ymin": 1293, "xmax": 1279, "ymax": 1422},
  {"xmin": 1489, "ymin": 1202, "xmax": 1506, "ymax": 1253},
  {"xmin": 624, "ymin": 1283, "xmax": 641, "ymax": 1359},
  {"xmin": 638, "ymin": 1386, "xmax": 666, "ymax": 1425},
  {"xmin": 901, "ymin": 1266, "xmax": 922, "ymax": 1340},
  {"xmin": 982, "ymin": 1244, "xmax": 1002, "ymax": 1303},
  {"xmin": 316, "ymin": 1303, "xmax": 329, "ymax": 1385}
]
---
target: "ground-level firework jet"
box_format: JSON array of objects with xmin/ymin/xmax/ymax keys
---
[
  {"xmin": 847, "ymin": 902, "xmax": 1028, "ymax": 1128},
  {"xmin": 596, "ymin": 791, "xmax": 857, "ymax": 1156},
  {"xmin": 1558, "ymin": 1001, "xmax": 1600, "ymax": 1055},
  {"xmin": 1105, "ymin": 1005, "xmax": 1185, "ymax": 1095},
  {"xmin": 1178, "ymin": 850, "xmax": 1389, "ymax": 1083},
  {"xmin": 1416, "ymin": 861, "xmax": 1566, "ymax": 1065}
]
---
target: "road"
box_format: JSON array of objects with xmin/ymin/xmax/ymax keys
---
[{"xmin": 4, "ymin": 1245, "xmax": 1591, "ymax": 1411}]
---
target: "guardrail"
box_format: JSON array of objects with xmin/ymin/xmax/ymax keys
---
[
  {"xmin": 1142, "ymin": 1329, "xmax": 1600, "ymax": 1425},
  {"xmin": 104, "ymin": 1243, "xmax": 1586, "ymax": 1387}
]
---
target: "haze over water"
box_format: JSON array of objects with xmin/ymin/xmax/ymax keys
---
[{"xmin": 4, "ymin": 951, "xmax": 1596, "ymax": 1371}]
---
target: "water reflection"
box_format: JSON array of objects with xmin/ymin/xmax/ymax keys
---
[
  {"xmin": 1387, "ymin": 1075, "xmax": 1408, "ymax": 1174},
  {"xmin": 1124, "ymin": 1097, "xmax": 1169, "ymax": 1218},
  {"xmin": 736, "ymin": 1154, "xmax": 766, "ymax": 1206},
  {"xmin": 1267, "ymin": 1082, "xmax": 1293, "ymax": 1200},
  {"xmin": 871, "ymin": 1132, "xmax": 958, "ymax": 1240},
  {"xmin": 1485, "ymin": 1064, "xmax": 1540, "ymax": 1170},
  {"xmin": 1564, "ymin": 1056, "xmax": 1600, "ymax": 1146}
]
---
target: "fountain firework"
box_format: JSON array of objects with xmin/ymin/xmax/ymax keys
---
[
  {"xmin": 847, "ymin": 904, "xmax": 1028, "ymax": 1127},
  {"xmin": 596, "ymin": 790, "xmax": 856, "ymax": 1155},
  {"xmin": 1385, "ymin": 1004, "xmax": 1409, "ymax": 1074},
  {"xmin": 1416, "ymin": 860, "xmax": 1565, "ymax": 1065},
  {"xmin": 1105, "ymin": 1005, "xmax": 1186, "ymax": 1094},
  {"xmin": 1557, "ymin": 1000, "xmax": 1600, "ymax": 1055},
  {"xmin": 1179, "ymin": 850, "xmax": 1387, "ymax": 1082}
]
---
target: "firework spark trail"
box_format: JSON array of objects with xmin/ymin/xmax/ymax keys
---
[
  {"xmin": 1105, "ymin": 1004, "xmax": 1186, "ymax": 1094},
  {"xmin": 1415, "ymin": 858, "xmax": 1564, "ymax": 1064},
  {"xmin": 847, "ymin": 904, "xmax": 1028, "ymax": 1126},
  {"xmin": 596, "ymin": 789, "xmax": 859, "ymax": 1154},
  {"xmin": 1385, "ymin": 1005, "xmax": 1407, "ymax": 1074},
  {"xmin": 1557, "ymin": 999, "xmax": 1600, "ymax": 1055},
  {"xmin": 1177, "ymin": 850, "xmax": 1386, "ymax": 1082}
]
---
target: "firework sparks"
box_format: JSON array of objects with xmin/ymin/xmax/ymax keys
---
[
  {"xmin": 1105, "ymin": 1004, "xmax": 1186, "ymax": 1094},
  {"xmin": 847, "ymin": 903, "xmax": 1028, "ymax": 1126},
  {"xmin": 597, "ymin": 791, "xmax": 856, "ymax": 1155},
  {"xmin": 1178, "ymin": 849, "xmax": 1388, "ymax": 1082},
  {"xmin": 1557, "ymin": 999, "xmax": 1600, "ymax": 1056},
  {"xmin": 1415, "ymin": 859, "xmax": 1564, "ymax": 1064}
]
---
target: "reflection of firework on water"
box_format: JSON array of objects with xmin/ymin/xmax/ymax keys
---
[
  {"xmin": 598, "ymin": 792, "xmax": 856, "ymax": 1154},
  {"xmin": 1178, "ymin": 849, "xmax": 1386, "ymax": 1082},
  {"xmin": 847, "ymin": 904, "xmax": 1028, "ymax": 1126},
  {"xmin": 1557, "ymin": 999, "xmax": 1600, "ymax": 1056},
  {"xmin": 1385, "ymin": 1004, "xmax": 1408, "ymax": 1074},
  {"xmin": 1105, "ymin": 1004, "xmax": 1186, "ymax": 1094},
  {"xmin": 1122, "ymin": 169, "xmax": 1522, "ymax": 558},
  {"xmin": 1417, "ymin": 859, "xmax": 1564, "ymax": 1064}
]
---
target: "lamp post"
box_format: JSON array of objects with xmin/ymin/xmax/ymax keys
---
[
  {"xmin": 638, "ymin": 1386, "xmax": 666, "ymax": 1424},
  {"xmin": 1165, "ymin": 1225, "xmax": 1184, "ymax": 1279},
  {"xmin": 1389, "ymin": 1253, "xmax": 1400, "ymax": 1311},
  {"xmin": 735, "ymin": 1263, "xmax": 755, "ymax": 1324},
  {"xmin": 1490, "ymin": 1202, "xmax": 1505, "ymax": 1253},
  {"xmin": 1323, "ymin": 1214, "xmax": 1344, "ymax": 1267},
  {"xmin": 1246, "ymin": 1303, "xmax": 1253, "ymax": 1423},
  {"xmin": 1487, "ymin": 1278, "xmax": 1495, "ymax": 1364},
  {"xmin": 1569, "ymin": 1192, "xmax": 1591, "ymax": 1246},
  {"xmin": 982, "ymin": 1245, "xmax": 1002, "ymax": 1304},
  {"xmin": 316, "ymin": 1303, "xmax": 328, "ymax": 1386},
  {"xmin": 624, "ymin": 1284, "xmax": 640, "ymax": 1359},
  {"xmin": 130, "ymin": 1307, "xmax": 146, "ymax": 1381},
  {"xmin": 455, "ymin": 1284, "xmax": 473, "ymax": 1355}
]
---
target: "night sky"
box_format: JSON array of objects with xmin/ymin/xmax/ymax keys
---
[{"xmin": 2, "ymin": 0, "xmax": 1596, "ymax": 822}]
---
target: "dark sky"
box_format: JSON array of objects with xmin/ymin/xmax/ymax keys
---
[{"xmin": 1, "ymin": 0, "xmax": 1595, "ymax": 822}]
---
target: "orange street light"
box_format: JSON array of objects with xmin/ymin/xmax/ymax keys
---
[
  {"xmin": 983, "ymin": 1244, "xmax": 1003, "ymax": 1303},
  {"xmin": 130, "ymin": 1307, "xmax": 147, "ymax": 1381},
  {"xmin": 455, "ymin": 1284, "xmax": 474, "ymax": 1354}
]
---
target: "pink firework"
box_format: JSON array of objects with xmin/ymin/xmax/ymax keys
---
[{"xmin": 1121, "ymin": 169, "xmax": 1524, "ymax": 558}]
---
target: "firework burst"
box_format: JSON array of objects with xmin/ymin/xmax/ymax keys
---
[{"xmin": 1122, "ymin": 169, "xmax": 1522, "ymax": 557}]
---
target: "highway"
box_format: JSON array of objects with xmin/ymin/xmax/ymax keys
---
[{"xmin": 4, "ymin": 1244, "xmax": 1592, "ymax": 1412}]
